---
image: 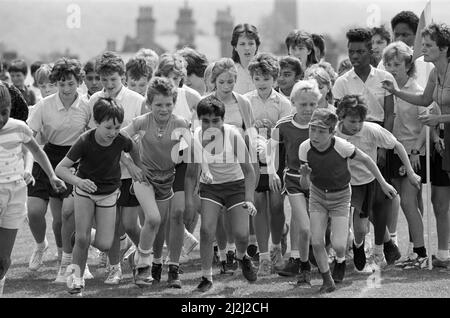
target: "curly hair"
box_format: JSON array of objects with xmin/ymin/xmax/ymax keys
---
[
  {"xmin": 372, "ymin": 25, "xmax": 392, "ymax": 44},
  {"xmin": 126, "ymin": 56, "xmax": 153, "ymax": 81},
  {"xmin": 346, "ymin": 28, "xmax": 373, "ymax": 50},
  {"xmin": 49, "ymin": 58, "xmax": 83, "ymax": 83},
  {"xmin": 336, "ymin": 94, "xmax": 368, "ymax": 121},
  {"xmin": 146, "ymin": 76, "xmax": 178, "ymax": 105},
  {"xmin": 210, "ymin": 58, "xmax": 237, "ymax": 90},
  {"xmin": 95, "ymin": 51, "xmax": 125, "ymax": 76},
  {"xmin": 197, "ymin": 95, "xmax": 225, "ymax": 119},
  {"xmin": 391, "ymin": 11, "xmax": 419, "ymax": 34},
  {"xmin": 248, "ymin": 52, "xmax": 280, "ymax": 79},
  {"xmin": 422, "ymin": 23, "xmax": 450, "ymax": 58}
]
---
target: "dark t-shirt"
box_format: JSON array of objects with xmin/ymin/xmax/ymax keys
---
[
  {"xmin": 67, "ymin": 129, "xmax": 133, "ymax": 195},
  {"xmin": 1, "ymin": 81, "xmax": 28, "ymax": 121}
]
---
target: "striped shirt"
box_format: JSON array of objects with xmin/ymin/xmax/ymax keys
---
[{"xmin": 0, "ymin": 118, "xmax": 32, "ymax": 183}]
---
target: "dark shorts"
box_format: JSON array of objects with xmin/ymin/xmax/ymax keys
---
[
  {"xmin": 117, "ymin": 178, "xmax": 140, "ymax": 207},
  {"xmin": 172, "ymin": 162, "xmax": 187, "ymax": 193},
  {"xmin": 351, "ymin": 180, "xmax": 377, "ymax": 218},
  {"xmin": 283, "ymin": 170, "xmax": 309, "ymax": 197},
  {"xmin": 390, "ymin": 153, "xmax": 427, "ymax": 183},
  {"xmin": 27, "ymin": 143, "xmax": 73, "ymax": 200},
  {"xmin": 142, "ymin": 169, "xmax": 175, "ymax": 201},
  {"xmin": 431, "ymin": 149, "xmax": 450, "ymax": 187},
  {"xmin": 443, "ymin": 124, "xmax": 450, "ymax": 171},
  {"xmin": 199, "ymin": 180, "xmax": 246, "ymax": 210}
]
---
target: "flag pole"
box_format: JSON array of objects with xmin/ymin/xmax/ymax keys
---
[{"xmin": 425, "ymin": 113, "xmax": 432, "ymax": 270}]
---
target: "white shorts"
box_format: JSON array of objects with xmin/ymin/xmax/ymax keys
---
[
  {"xmin": 74, "ymin": 188, "xmax": 120, "ymax": 208},
  {"xmin": 0, "ymin": 179, "xmax": 27, "ymax": 229}
]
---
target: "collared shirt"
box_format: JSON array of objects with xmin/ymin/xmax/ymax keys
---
[
  {"xmin": 392, "ymin": 78, "xmax": 427, "ymax": 154},
  {"xmin": 0, "ymin": 118, "xmax": 32, "ymax": 183},
  {"xmin": 332, "ymin": 66, "xmax": 397, "ymax": 122},
  {"xmin": 234, "ymin": 63, "xmax": 255, "ymax": 95},
  {"xmin": 335, "ymin": 121, "xmax": 397, "ymax": 185},
  {"xmin": 27, "ymin": 93, "xmax": 90, "ymax": 146},
  {"xmin": 88, "ymin": 86, "xmax": 145, "ymax": 179}
]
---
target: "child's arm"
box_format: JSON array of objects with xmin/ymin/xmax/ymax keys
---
[
  {"xmin": 55, "ymin": 157, "xmax": 97, "ymax": 193},
  {"xmin": 392, "ymin": 141, "xmax": 422, "ymax": 189},
  {"xmin": 24, "ymin": 137, "xmax": 66, "ymax": 193},
  {"xmin": 185, "ymin": 160, "xmax": 200, "ymax": 218},
  {"xmin": 267, "ymin": 132, "xmax": 282, "ymax": 192},
  {"xmin": 121, "ymin": 142, "xmax": 147, "ymax": 184},
  {"xmin": 299, "ymin": 162, "xmax": 311, "ymax": 190},
  {"xmin": 352, "ymin": 148, "xmax": 397, "ymax": 199},
  {"xmin": 22, "ymin": 145, "xmax": 35, "ymax": 185}
]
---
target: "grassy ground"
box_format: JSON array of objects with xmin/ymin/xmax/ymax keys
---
[{"xmin": 3, "ymin": 190, "xmax": 450, "ymax": 298}]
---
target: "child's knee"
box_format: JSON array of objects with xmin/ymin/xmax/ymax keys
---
[
  {"xmin": 170, "ymin": 208, "xmax": 184, "ymax": 225},
  {"xmin": 200, "ymin": 226, "xmax": 215, "ymax": 241},
  {"xmin": 0, "ymin": 256, "xmax": 12, "ymax": 279},
  {"xmin": 298, "ymin": 227, "xmax": 310, "ymax": 240},
  {"xmin": 95, "ymin": 240, "xmax": 112, "ymax": 252},
  {"xmin": 75, "ymin": 233, "xmax": 90, "ymax": 250},
  {"xmin": 143, "ymin": 214, "xmax": 160, "ymax": 228},
  {"xmin": 233, "ymin": 231, "xmax": 248, "ymax": 244}
]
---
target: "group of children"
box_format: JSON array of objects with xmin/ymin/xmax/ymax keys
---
[{"xmin": 1, "ymin": 9, "xmax": 450, "ymax": 297}]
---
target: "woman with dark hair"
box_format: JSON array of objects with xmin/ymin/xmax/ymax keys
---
[
  {"xmin": 371, "ymin": 25, "xmax": 392, "ymax": 67},
  {"xmin": 231, "ymin": 23, "xmax": 261, "ymax": 95},
  {"xmin": 285, "ymin": 30, "xmax": 318, "ymax": 72}
]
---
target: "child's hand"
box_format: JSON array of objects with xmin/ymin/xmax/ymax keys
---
[
  {"xmin": 23, "ymin": 171, "xmax": 35, "ymax": 186},
  {"xmin": 243, "ymin": 201, "xmax": 257, "ymax": 216},
  {"xmin": 269, "ymin": 173, "xmax": 282, "ymax": 192},
  {"xmin": 255, "ymin": 120, "xmax": 264, "ymax": 129},
  {"xmin": 69, "ymin": 167, "xmax": 76, "ymax": 175},
  {"xmin": 407, "ymin": 172, "xmax": 422, "ymax": 190},
  {"xmin": 76, "ymin": 179, "xmax": 97, "ymax": 193},
  {"xmin": 409, "ymin": 153, "xmax": 421, "ymax": 172},
  {"xmin": 380, "ymin": 181, "xmax": 397, "ymax": 200},
  {"xmin": 262, "ymin": 119, "xmax": 274, "ymax": 128},
  {"xmin": 299, "ymin": 163, "xmax": 311, "ymax": 176},
  {"xmin": 435, "ymin": 138, "xmax": 445, "ymax": 157},
  {"xmin": 50, "ymin": 176, "xmax": 67, "ymax": 193},
  {"xmin": 381, "ymin": 80, "xmax": 395, "ymax": 94},
  {"xmin": 201, "ymin": 170, "xmax": 213, "ymax": 184},
  {"xmin": 128, "ymin": 164, "xmax": 147, "ymax": 184}
]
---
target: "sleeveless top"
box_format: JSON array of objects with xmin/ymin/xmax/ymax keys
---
[{"xmin": 173, "ymin": 87, "xmax": 192, "ymax": 122}]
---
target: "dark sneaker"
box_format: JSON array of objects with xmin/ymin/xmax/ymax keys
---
[
  {"xmin": 68, "ymin": 285, "xmax": 83, "ymax": 296},
  {"xmin": 296, "ymin": 268, "xmax": 311, "ymax": 286},
  {"xmin": 281, "ymin": 223, "xmax": 289, "ymax": 256},
  {"xmin": 319, "ymin": 279, "xmax": 336, "ymax": 293},
  {"xmin": 247, "ymin": 244, "xmax": 258, "ymax": 258},
  {"xmin": 353, "ymin": 241, "xmax": 366, "ymax": 271},
  {"xmin": 220, "ymin": 261, "xmax": 234, "ymax": 275},
  {"xmin": 239, "ymin": 255, "xmax": 257, "ymax": 282},
  {"xmin": 277, "ymin": 257, "xmax": 300, "ymax": 277},
  {"xmin": 196, "ymin": 276, "xmax": 213, "ymax": 292},
  {"xmin": 226, "ymin": 251, "xmax": 238, "ymax": 271},
  {"xmin": 151, "ymin": 262, "xmax": 162, "ymax": 283},
  {"xmin": 431, "ymin": 255, "xmax": 449, "ymax": 268},
  {"xmin": 167, "ymin": 264, "xmax": 181, "ymax": 289},
  {"xmin": 309, "ymin": 245, "xmax": 318, "ymax": 267},
  {"xmin": 384, "ymin": 240, "xmax": 401, "ymax": 265},
  {"xmin": 331, "ymin": 260, "xmax": 346, "ymax": 283},
  {"xmin": 135, "ymin": 266, "xmax": 154, "ymax": 287}
]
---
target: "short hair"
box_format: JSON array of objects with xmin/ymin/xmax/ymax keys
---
[
  {"xmin": 126, "ymin": 56, "xmax": 153, "ymax": 81},
  {"xmin": 372, "ymin": 25, "xmax": 392, "ymax": 44},
  {"xmin": 155, "ymin": 53, "xmax": 186, "ymax": 78},
  {"xmin": 0, "ymin": 82, "xmax": 12, "ymax": 109},
  {"xmin": 203, "ymin": 62, "xmax": 215, "ymax": 92},
  {"xmin": 318, "ymin": 61, "xmax": 337, "ymax": 85},
  {"xmin": 95, "ymin": 51, "xmax": 125, "ymax": 76},
  {"xmin": 93, "ymin": 97, "xmax": 124, "ymax": 125},
  {"xmin": 312, "ymin": 34, "xmax": 326, "ymax": 59},
  {"xmin": 30, "ymin": 61, "xmax": 43, "ymax": 76},
  {"xmin": 248, "ymin": 52, "xmax": 280, "ymax": 79},
  {"xmin": 346, "ymin": 28, "xmax": 373, "ymax": 50},
  {"xmin": 210, "ymin": 58, "xmax": 237, "ymax": 90},
  {"xmin": 309, "ymin": 108, "xmax": 338, "ymax": 132},
  {"xmin": 135, "ymin": 48, "xmax": 159, "ymax": 72},
  {"xmin": 285, "ymin": 30, "xmax": 318, "ymax": 67},
  {"xmin": 146, "ymin": 76, "xmax": 178, "ymax": 105},
  {"xmin": 197, "ymin": 95, "xmax": 226, "ymax": 119},
  {"xmin": 279, "ymin": 55, "xmax": 303, "ymax": 78},
  {"xmin": 391, "ymin": 11, "xmax": 419, "ymax": 34},
  {"xmin": 382, "ymin": 41, "xmax": 416, "ymax": 77},
  {"xmin": 9, "ymin": 59, "xmax": 28, "ymax": 76},
  {"xmin": 305, "ymin": 65, "xmax": 333, "ymax": 102},
  {"xmin": 290, "ymin": 79, "xmax": 322, "ymax": 104},
  {"xmin": 177, "ymin": 47, "xmax": 209, "ymax": 78},
  {"xmin": 422, "ymin": 23, "xmax": 450, "ymax": 58},
  {"xmin": 336, "ymin": 94, "xmax": 368, "ymax": 121},
  {"xmin": 35, "ymin": 64, "xmax": 54, "ymax": 85},
  {"xmin": 83, "ymin": 59, "xmax": 97, "ymax": 75},
  {"xmin": 49, "ymin": 58, "xmax": 83, "ymax": 83},
  {"xmin": 231, "ymin": 24, "xmax": 261, "ymax": 64}
]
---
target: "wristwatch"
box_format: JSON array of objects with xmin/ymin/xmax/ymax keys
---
[{"xmin": 410, "ymin": 149, "xmax": 420, "ymax": 155}]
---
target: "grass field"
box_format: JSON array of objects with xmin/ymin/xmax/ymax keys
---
[{"xmin": 3, "ymin": 190, "xmax": 450, "ymax": 298}]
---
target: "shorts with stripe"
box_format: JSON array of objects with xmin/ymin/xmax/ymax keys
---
[
  {"xmin": 199, "ymin": 180, "xmax": 246, "ymax": 210},
  {"xmin": 133, "ymin": 169, "xmax": 175, "ymax": 201},
  {"xmin": 74, "ymin": 188, "xmax": 120, "ymax": 208},
  {"xmin": 283, "ymin": 170, "xmax": 309, "ymax": 197}
]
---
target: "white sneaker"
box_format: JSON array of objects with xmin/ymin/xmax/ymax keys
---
[
  {"xmin": 119, "ymin": 236, "xmax": 133, "ymax": 261},
  {"xmin": 270, "ymin": 247, "xmax": 284, "ymax": 271},
  {"xmin": 55, "ymin": 262, "xmax": 71, "ymax": 283},
  {"xmin": 87, "ymin": 246, "xmax": 100, "ymax": 264},
  {"xmin": 258, "ymin": 258, "xmax": 272, "ymax": 276},
  {"xmin": 104, "ymin": 266, "xmax": 122, "ymax": 285},
  {"xmin": 29, "ymin": 242, "xmax": 49, "ymax": 271},
  {"xmin": 83, "ymin": 264, "xmax": 94, "ymax": 280},
  {"xmin": 367, "ymin": 253, "xmax": 387, "ymax": 271},
  {"xmin": 123, "ymin": 244, "xmax": 136, "ymax": 262},
  {"xmin": 183, "ymin": 230, "xmax": 199, "ymax": 255}
]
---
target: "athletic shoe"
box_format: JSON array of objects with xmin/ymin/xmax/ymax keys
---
[
  {"xmin": 167, "ymin": 264, "xmax": 182, "ymax": 289},
  {"xmin": 296, "ymin": 268, "xmax": 311, "ymax": 286},
  {"xmin": 123, "ymin": 244, "xmax": 136, "ymax": 262},
  {"xmin": 352, "ymin": 242, "xmax": 366, "ymax": 271},
  {"xmin": 220, "ymin": 261, "xmax": 234, "ymax": 275},
  {"xmin": 55, "ymin": 263, "xmax": 70, "ymax": 283},
  {"xmin": 151, "ymin": 262, "xmax": 163, "ymax": 282},
  {"xmin": 104, "ymin": 266, "xmax": 122, "ymax": 285},
  {"xmin": 83, "ymin": 264, "xmax": 94, "ymax": 280},
  {"xmin": 277, "ymin": 257, "xmax": 300, "ymax": 277},
  {"xmin": 368, "ymin": 253, "xmax": 387, "ymax": 271},
  {"xmin": 319, "ymin": 279, "xmax": 336, "ymax": 293},
  {"xmin": 281, "ymin": 223, "xmax": 289, "ymax": 256},
  {"xmin": 67, "ymin": 274, "xmax": 85, "ymax": 296},
  {"xmin": 331, "ymin": 260, "xmax": 346, "ymax": 283},
  {"xmin": 119, "ymin": 237, "xmax": 133, "ymax": 262},
  {"xmin": 395, "ymin": 252, "xmax": 418, "ymax": 268},
  {"xmin": 258, "ymin": 258, "xmax": 272, "ymax": 276},
  {"xmin": 238, "ymin": 255, "xmax": 257, "ymax": 282},
  {"xmin": 383, "ymin": 240, "xmax": 401, "ymax": 265},
  {"xmin": 309, "ymin": 245, "xmax": 318, "ymax": 267},
  {"xmin": 403, "ymin": 254, "xmax": 428, "ymax": 269},
  {"xmin": 196, "ymin": 276, "xmax": 212, "ymax": 292},
  {"xmin": 247, "ymin": 244, "xmax": 258, "ymax": 258},
  {"xmin": 28, "ymin": 242, "xmax": 49, "ymax": 271},
  {"xmin": 135, "ymin": 266, "xmax": 154, "ymax": 287},
  {"xmin": 183, "ymin": 231, "xmax": 199, "ymax": 255},
  {"xmin": 226, "ymin": 250, "xmax": 238, "ymax": 271},
  {"xmin": 270, "ymin": 246, "xmax": 284, "ymax": 271},
  {"xmin": 431, "ymin": 255, "xmax": 450, "ymax": 268}
]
